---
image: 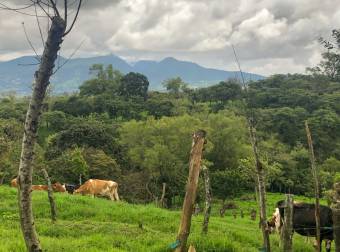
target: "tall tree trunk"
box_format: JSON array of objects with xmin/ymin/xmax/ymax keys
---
[
  {"xmin": 17, "ymin": 16, "xmax": 66, "ymax": 252},
  {"xmin": 305, "ymin": 121, "xmax": 321, "ymax": 252},
  {"xmin": 249, "ymin": 123, "xmax": 271, "ymax": 252},
  {"xmin": 175, "ymin": 130, "xmax": 206, "ymax": 252},
  {"xmin": 201, "ymin": 165, "xmax": 212, "ymax": 234},
  {"xmin": 281, "ymin": 194, "xmax": 294, "ymax": 252},
  {"xmin": 333, "ymin": 182, "xmax": 340, "ymax": 252},
  {"xmin": 42, "ymin": 169, "xmax": 57, "ymax": 222}
]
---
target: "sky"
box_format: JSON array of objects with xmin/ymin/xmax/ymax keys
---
[{"xmin": 0, "ymin": 0, "xmax": 339, "ymax": 76}]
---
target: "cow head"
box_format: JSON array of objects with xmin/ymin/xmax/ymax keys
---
[{"xmin": 52, "ymin": 182, "xmax": 66, "ymax": 193}]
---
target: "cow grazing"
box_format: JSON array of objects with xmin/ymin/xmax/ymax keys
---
[
  {"xmin": 74, "ymin": 179, "xmax": 120, "ymax": 201},
  {"xmin": 52, "ymin": 182, "xmax": 66, "ymax": 193},
  {"xmin": 268, "ymin": 200, "xmax": 333, "ymax": 252},
  {"xmin": 10, "ymin": 178, "xmax": 17, "ymax": 187},
  {"xmin": 64, "ymin": 184, "xmax": 80, "ymax": 194},
  {"xmin": 267, "ymin": 207, "xmax": 281, "ymax": 233},
  {"xmin": 31, "ymin": 185, "xmax": 48, "ymax": 191}
]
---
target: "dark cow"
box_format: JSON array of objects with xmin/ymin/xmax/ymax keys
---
[
  {"xmin": 268, "ymin": 200, "xmax": 333, "ymax": 252},
  {"xmin": 64, "ymin": 184, "xmax": 80, "ymax": 194}
]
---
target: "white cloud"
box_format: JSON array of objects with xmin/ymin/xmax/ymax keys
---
[{"xmin": 0, "ymin": 0, "xmax": 340, "ymax": 76}]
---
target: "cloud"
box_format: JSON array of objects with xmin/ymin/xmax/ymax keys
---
[{"xmin": 0, "ymin": 0, "xmax": 339, "ymax": 76}]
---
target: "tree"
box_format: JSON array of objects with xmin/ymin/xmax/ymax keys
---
[
  {"xmin": 3, "ymin": 2, "xmax": 83, "ymax": 251},
  {"xmin": 162, "ymin": 77, "xmax": 187, "ymax": 95},
  {"xmin": 308, "ymin": 29, "xmax": 340, "ymax": 81},
  {"xmin": 45, "ymin": 120, "xmax": 120, "ymax": 160},
  {"xmin": 119, "ymin": 72, "xmax": 149, "ymax": 100},
  {"xmin": 83, "ymin": 148, "xmax": 121, "ymax": 180},
  {"xmin": 41, "ymin": 111, "xmax": 67, "ymax": 131},
  {"xmin": 80, "ymin": 64, "xmax": 122, "ymax": 96},
  {"xmin": 48, "ymin": 147, "xmax": 88, "ymax": 184}
]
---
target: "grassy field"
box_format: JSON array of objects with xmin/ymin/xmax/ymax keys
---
[{"xmin": 0, "ymin": 186, "xmax": 334, "ymax": 252}]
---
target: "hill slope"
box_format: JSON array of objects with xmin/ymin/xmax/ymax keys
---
[
  {"xmin": 0, "ymin": 55, "xmax": 264, "ymax": 95},
  {"xmin": 0, "ymin": 186, "xmax": 324, "ymax": 252}
]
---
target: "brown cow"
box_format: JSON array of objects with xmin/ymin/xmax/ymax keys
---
[
  {"xmin": 52, "ymin": 182, "xmax": 66, "ymax": 193},
  {"xmin": 32, "ymin": 185, "xmax": 48, "ymax": 191},
  {"xmin": 74, "ymin": 179, "xmax": 119, "ymax": 201},
  {"xmin": 10, "ymin": 178, "xmax": 17, "ymax": 187}
]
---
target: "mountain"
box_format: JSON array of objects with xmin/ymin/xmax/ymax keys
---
[{"xmin": 0, "ymin": 54, "xmax": 264, "ymax": 95}]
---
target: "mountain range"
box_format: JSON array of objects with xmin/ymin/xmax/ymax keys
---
[{"xmin": 0, "ymin": 54, "xmax": 264, "ymax": 95}]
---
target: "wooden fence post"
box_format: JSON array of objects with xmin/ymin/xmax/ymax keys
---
[
  {"xmin": 281, "ymin": 194, "xmax": 294, "ymax": 252},
  {"xmin": 160, "ymin": 182, "xmax": 166, "ymax": 208},
  {"xmin": 332, "ymin": 183, "xmax": 340, "ymax": 252},
  {"xmin": 175, "ymin": 130, "xmax": 206, "ymax": 252},
  {"xmin": 41, "ymin": 169, "xmax": 57, "ymax": 222},
  {"xmin": 305, "ymin": 121, "xmax": 321, "ymax": 252},
  {"xmin": 249, "ymin": 123, "xmax": 271, "ymax": 252},
  {"xmin": 202, "ymin": 165, "xmax": 212, "ymax": 234}
]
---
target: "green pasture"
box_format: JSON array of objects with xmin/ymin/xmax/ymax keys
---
[{"xmin": 0, "ymin": 186, "xmax": 333, "ymax": 251}]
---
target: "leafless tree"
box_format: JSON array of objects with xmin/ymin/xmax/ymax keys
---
[
  {"xmin": 232, "ymin": 45, "xmax": 271, "ymax": 251},
  {"xmin": 0, "ymin": 1, "xmax": 82, "ymax": 251}
]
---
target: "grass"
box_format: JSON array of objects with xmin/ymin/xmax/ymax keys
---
[{"xmin": 0, "ymin": 186, "xmax": 334, "ymax": 251}]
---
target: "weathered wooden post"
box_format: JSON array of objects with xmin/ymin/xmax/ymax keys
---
[
  {"xmin": 250, "ymin": 209, "xmax": 257, "ymax": 221},
  {"xmin": 160, "ymin": 182, "xmax": 166, "ymax": 208},
  {"xmin": 305, "ymin": 121, "xmax": 321, "ymax": 252},
  {"xmin": 249, "ymin": 123, "xmax": 271, "ymax": 252},
  {"xmin": 281, "ymin": 194, "xmax": 294, "ymax": 252},
  {"xmin": 175, "ymin": 130, "xmax": 206, "ymax": 252},
  {"xmin": 41, "ymin": 169, "xmax": 57, "ymax": 222},
  {"xmin": 201, "ymin": 165, "xmax": 212, "ymax": 234},
  {"xmin": 332, "ymin": 182, "xmax": 340, "ymax": 252}
]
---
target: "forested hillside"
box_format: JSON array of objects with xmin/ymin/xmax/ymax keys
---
[{"xmin": 1, "ymin": 33, "xmax": 340, "ymax": 206}]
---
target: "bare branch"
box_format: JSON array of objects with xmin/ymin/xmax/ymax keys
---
[
  {"xmin": 22, "ymin": 22, "xmax": 41, "ymax": 63},
  {"xmin": 0, "ymin": 2, "xmax": 47, "ymax": 17},
  {"xmin": 49, "ymin": 0, "xmax": 60, "ymax": 17},
  {"xmin": 0, "ymin": 2, "xmax": 35, "ymax": 11},
  {"xmin": 34, "ymin": 3, "xmax": 45, "ymax": 47},
  {"xmin": 18, "ymin": 63, "xmax": 40, "ymax": 66},
  {"xmin": 53, "ymin": 38, "xmax": 86, "ymax": 74},
  {"xmin": 63, "ymin": 0, "xmax": 82, "ymax": 36},
  {"xmin": 36, "ymin": 1, "xmax": 53, "ymax": 19},
  {"xmin": 64, "ymin": 0, "xmax": 67, "ymax": 26}
]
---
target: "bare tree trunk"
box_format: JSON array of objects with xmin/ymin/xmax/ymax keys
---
[
  {"xmin": 17, "ymin": 16, "xmax": 66, "ymax": 252},
  {"xmin": 160, "ymin": 182, "xmax": 166, "ymax": 208},
  {"xmin": 332, "ymin": 182, "xmax": 340, "ymax": 252},
  {"xmin": 201, "ymin": 165, "xmax": 212, "ymax": 234},
  {"xmin": 175, "ymin": 130, "xmax": 206, "ymax": 252},
  {"xmin": 281, "ymin": 194, "xmax": 294, "ymax": 252},
  {"xmin": 41, "ymin": 169, "xmax": 57, "ymax": 222},
  {"xmin": 249, "ymin": 123, "xmax": 271, "ymax": 252},
  {"xmin": 305, "ymin": 121, "xmax": 321, "ymax": 252}
]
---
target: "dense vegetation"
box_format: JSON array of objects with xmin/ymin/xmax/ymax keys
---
[{"xmin": 1, "ymin": 30, "xmax": 340, "ymax": 206}]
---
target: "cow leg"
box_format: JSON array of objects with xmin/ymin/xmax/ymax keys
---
[
  {"xmin": 114, "ymin": 188, "xmax": 120, "ymax": 201},
  {"xmin": 325, "ymin": 240, "xmax": 331, "ymax": 252}
]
